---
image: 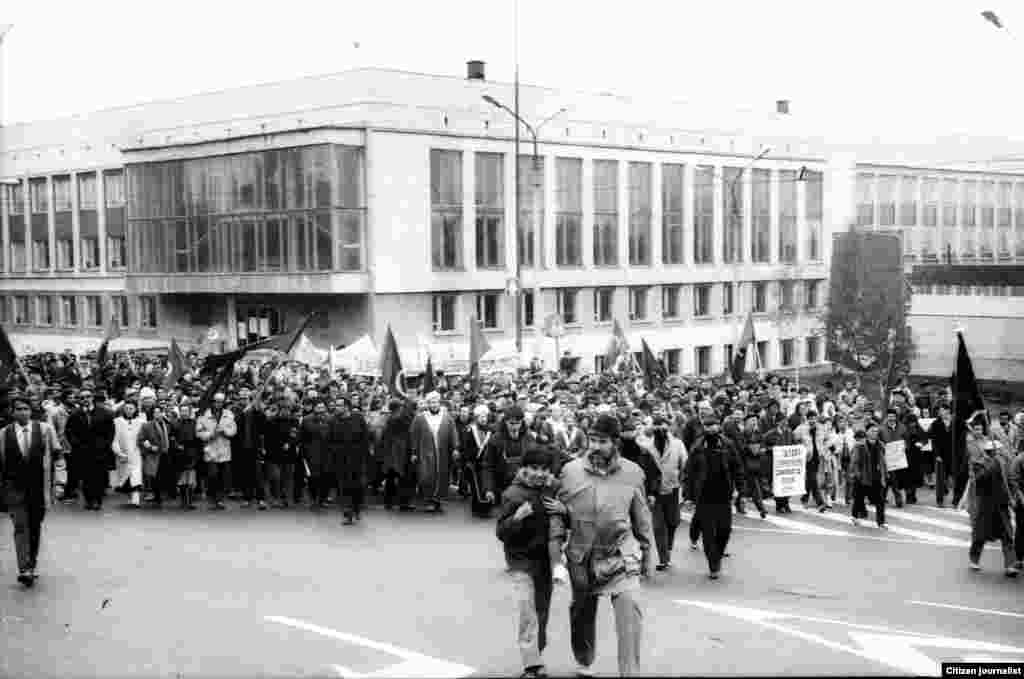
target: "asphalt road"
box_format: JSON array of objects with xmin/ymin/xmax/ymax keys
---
[{"xmin": 1, "ymin": 489, "xmax": 1022, "ymax": 678}]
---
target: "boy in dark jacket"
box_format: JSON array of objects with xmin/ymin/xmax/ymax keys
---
[{"xmin": 495, "ymin": 444, "xmax": 567, "ymax": 679}]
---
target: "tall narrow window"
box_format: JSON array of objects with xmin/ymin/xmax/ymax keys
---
[
  {"xmin": 780, "ymin": 281, "xmax": 795, "ymax": 310},
  {"xmin": 61, "ymin": 295, "xmax": 78, "ymax": 327},
  {"xmin": 593, "ymin": 160, "xmax": 618, "ymax": 266},
  {"xmin": 805, "ymin": 169, "xmax": 823, "ymax": 261},
  {"xmin": 85, "ymin": 296, "xmax": 102, "ymax": 327},
  {"xmin": 722, "ymin": 166, "xmax": 743, "ymax": 263},
  {"xmin": 856, "ymin": 173, "xmax": 873, "ymax": 226},
  {"xmin": 432, "ymin": 294, "xmax": 456, "ymax": 333},
  {"xmin": 521, "ymin": 290, "xmax": 535, "ymax": 328},
  {"xmin": 112, "ymin": 295, "xmax": 129, "ymax": 328},
  {"xmin": 806, "ymin": 337, "xmax": 820, "ymax": 364},
  {"xmin": 662, "ymin": 164, "xmax": 684, "ymax": 264},
  {"xmin": 475, "ymin": 153, "xmax": 505, "ymax": 269},
  {"xmin": 628, "ymin": 162, "xmax": 651, "ymax": 266},
  {"xmin": 30, "ymin": 178, "xmax": 48, "ymax": 214},
  {"xmin": 752, "ymin": 168, "xmax": 771, "ymax": 262},
  {"xmin": 53, "ymin": 176, "xmax": 72, "ymax": 211},
  {"xmin": 1016, "ymin": 183, "xmax": 1024, "ymax": 258},
  {"xmin": 662, "ymin": 286, "xmax": 680, "ymax": 319},
  {"xmin": 104, "ymin": 170, "xmax": 126, "ymax": 207},
  {"xmin": 77, "ymin": 173, "xmax": 97, "ymax": 210},
  {"xmin": 981, "ymin": 181, "xmax": 995, "ymax": 228},
  {"xmin": 593, "ymin": 287, "xmax": 614, "ymax": 323},
  {"xmin": 922, "ymin": 178, "xmax": 939, "ymax": 227},
  {"xmin": 518, "ymin": 156, "xmax": 544, "ymax": 268},
  {"xmin": 752, "ymin": 282, "xmax": 767, "ymax": 313},
  {"xmin": 629, "ymin": 287, "xmax": 649, "ymax": 321},
  {"xmin": 475, "ymin": 292, "xmax": 501, "ymax": 329},
  {"xmin": 695, "ymin": 346, "xmax": 711, "ymax": 376},
  {"xmin": 140, "ymin": 296, "xmax": 158, "ymax": 329},
  {"xmin": 556, "ymin": 288, "xmax": 578, "ymax": 325},
  {"xmin": 877, "ymin": 175, "xmax": 896, "ymax": 227},
  {"xmin": 899, "ymin": 176, "xmax": 917, "ymax": 227},
  {"xmin": 942, "ymin": 178, "xmax": 958, "ymax": 229},
  {"xmin": 693, "ymin": 284, "xmax": 711, "ymax": 317},
  {"xmin": 664, "ymin": 349, "xmax": 681, "ymax": 375},
  {"xmin": 722, "ymin": 282, "xmax": 735, "ymax": 316},
  {"xmin": 780, "ymin": 338, "xmax": 794, "ymax": 367},
  {"xmin": 430, "ymin": 150, "xmax": 463, "ymax": 270},
  {"xmin": 555, "ymin": 158, "xmax": 583, "ymax": 267},
  {"xmin": 779, "ymin": 170, "xmax": 797, "ymax": 262},
  {"xmin": 999, "ymin": 182, "xmax": 1013, "ymax": 259},
  {"xmin": 37, "ymin": 296, "xmax": 54, "ymax": 326},
  {"xmin": 961, "ymin": 181, "xmax": 977, "ymax": 228},
  {"xmin": 693, "ymin": 165, "xmax": 714, "ymax": 264}
]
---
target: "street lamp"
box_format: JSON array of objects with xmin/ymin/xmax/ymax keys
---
[{"xmin": 482, "ymin": 93, "xmax": 568, "ymax": 355}]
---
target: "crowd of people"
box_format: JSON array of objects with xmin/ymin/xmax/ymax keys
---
[{"xmin": 1, "ymin": 346, "xmax": 1023, "ymax": 675}]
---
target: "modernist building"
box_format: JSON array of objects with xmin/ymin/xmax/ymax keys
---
[
  {"xmin": 0, "ymin": 64, "xmax": 831, "ymax": 377},
  {"xmin": 852, "ymin": 164, "xmax": 1024, "ymax": 381}
]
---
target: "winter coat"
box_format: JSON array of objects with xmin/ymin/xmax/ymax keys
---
[
  {"xmin": 620, "ymin": 438, "xmax": 662, "ymax": 499},
  {"xmin": 377, "ymin": 402, "xmax": 415, "ymax": 473},
  {"xmin": 646, "ymin": 434, "xmax": 687, "ymax": 494},
  {"xmin": 967, "ymin": 433, "xmax": 1015, "ymax": 543},
  {"xmin": 482, "ymin": 420, "xmax": 535, "ymax": 498},
  {"xmin": 112, "ymin": 414, "xmax": 147, "ymax": 489},
  {"xmin": 65, "ymin": 406, "xmax": 116, "ymax": 468},
  {"xmin": 0, "ymin": 420, "xmax": 62, "ymax": 510},
  {"xmin": 685, "ymin": 434, "xmax": 744, "ymax": 505},
  {"xmin": 850, "ymin": 439, "xmax": 888, "ymax": 486},
  {"xmin": 263, "ymin": 416, "xmax": 299, "ymax": 465},
  {"xmin": 331, "ymin": 413, "xmax": 371, "ymax": 486},
  {"xmin": 551, "ymin": 455, "xmax": 656, "ymax": 590},
  {"xmin": 170, "ymin": 417, "xmax": 201, "ymax": 472},
  {"xmin": 196, "ymin": 408, "xmax": 237, "ymax": 464},
  {"xmin": 495, "ymin": 468, "xmax": 560, "ymax": 573},
  {"xmin": 299, "ymin": 414, "xmax": 334, "ymax": 476}
]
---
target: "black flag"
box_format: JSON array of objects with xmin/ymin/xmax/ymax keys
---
[{"xmin": 951, "ymin": 330, "xmax": 985, "ymax": 426}]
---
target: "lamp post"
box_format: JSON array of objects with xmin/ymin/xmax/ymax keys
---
[{"xmin": 482, "ymin": 93, "xmax": 568, "ymax": 355}]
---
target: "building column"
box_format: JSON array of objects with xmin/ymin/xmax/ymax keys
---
[
  {"xmin": 769, "ymin": 169, "xmax": 780, "ymax": 264},
  {"xmin": 711, "ymin": 164, "xmax": 723, "ymax": 265},
  {"xmin": 46, "ymin": 176, "xmax": 56, "ymax": 273},
  {"xmin": 682, "ymin": 163, "xmax": 694, "ymax": 266},
  {"xmin": 795, "ymin": 170, "xmax": 807, "ymax": 263},
  {"xmin": 364, "ymin": 129, "xmax": 377, "ymax": 342},
  {"xmin": 225, "ymin": 295, "xmax": 239, "ymax": 350},
  {"xmin": 543, "ymin": 153, "xmax": 556, "ymax": 270},
  {"xmin": 617, "ymin": 160, "xmax": 629, "ymax": 267},
  {"xmin": 651, "ymin": 161, "xmax": 663, "ymax": 269},
  {"xmin": 97, "ymin": 169, "xmax": 108, "ymax": 275},
  {"xmin": 70, "ymin": 172, "xmax": 81, "ymax": 272},
  {"xmin": 743, "ymin": 165, "xmax": 754, "ymax": 263},
  {"xmin": 1, "ymin": 179, "xmax": 8, "ymax": 274},
  {"xmin": 463, "ymin": 151, "xmax": 476, "ymax": 275},
  {"xmin": 581, "ymin": 155, "xmax": 594, "ymax": 270}
]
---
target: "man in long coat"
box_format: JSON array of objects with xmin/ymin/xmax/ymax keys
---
[
  {"xmin": 300, "ymin": 400, "xmax": 334, "ymax": 508},
  {"xmin": 331, "ymin": 397, "xmax": 371, "ymax": 524},
  {"xmin": 377, "ymin": 398, "xmax": 417, "ymax": 511},
  {"xmin": 408, "ymin": 391, "xmax": 459, "ymax": 513},
  {"xmin": 64, "ymin": 387, "xmax": 116, "ymax": 511},
  {"xmin": 0, "ymin": 395, "xmax": 63, "ymax": 586}
]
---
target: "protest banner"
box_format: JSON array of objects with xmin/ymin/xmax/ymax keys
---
[
  {"xmin": 772, "ymin": 444, "xmax": 807, "ymax": 497},
  {"xmin": 884, "ymin": 439, "xmax": 908, "ymax": 471}
]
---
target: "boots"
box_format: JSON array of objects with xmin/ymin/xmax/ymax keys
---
[
  {"xmin": 180, "ymin": 487, "xmax": 188, "ymax": 510},
  {"xmin": 130, "ymin": 489, "xmax": 141, "ymax": 507}
]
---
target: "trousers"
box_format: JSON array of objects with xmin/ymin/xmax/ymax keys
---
[
  {"xmin": 652, "ymin": 489, "xmax": 681, "ymax": 565},
  {"xmin": 206, "ymin": 462, "xmax": 231, "ymax": 503},
  {"xmin": 510, "ymin": 568, "xmax": 554, "ymax": 670},
  {"xmin": 852, "ymin": 482, "xmax": 886, "ymax": 526},
  {"xmin": 969, "ymin": 506, "xmax": 1016, "ymax": 568},
  {"xmin": 9, "ymin": 504, "xmax": 45, "ymax": 573},
  {"xmin": 696, "ymin": 502, "xmax": 732, "ymax": 574},
  {"xmin": 568, "ymin": 563, "xmax": 643, "ymax": 676},
  {"xmin": 265, "ymin": 463, "xmax": 295, "ymax": 504}
]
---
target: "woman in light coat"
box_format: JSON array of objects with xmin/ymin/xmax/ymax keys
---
[{"xmin": 111, "ymin": 400, "xmax": 147, "ymax": 507}]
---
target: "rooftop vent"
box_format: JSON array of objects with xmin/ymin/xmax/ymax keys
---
[
  {"xmin": 776, "ymin": 99, "xmax": 790, "ymax": 115},
  {"xmin": 467, "ymin": 60, "xmax": 485, "ymax": 80}
]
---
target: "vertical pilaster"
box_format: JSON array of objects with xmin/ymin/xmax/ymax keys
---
[
  {"xmin": 581, "ymin": 156, "xmax": 594, "ymax": 269},
  {"xmin": 711, "ymin": 164, "xmax": 723, "ymax": 265},
  {"xmin": 769, "ymin": 169, "xmax": 780, "ymax": 264},
  {"xmin": 651, "ymin": 161, "xmax": 663, "ymax": 270},
  {"xmin": 97, "ymin": 169, "xmax": 108, "ymax": 275},
  {"xmin": 71, "ymin": 172, "xmax": 81, "ymax": 272},
  {"xmin": 617, "ymin": 160, "xmax": 628, "ymax": 267},
  {"xmin": 46, "ymin": 176, "xmax": 55, "ymax": 273},
  {"xmin": 682, "ymin": 163, "xmax": 694, "ymax": 266}
]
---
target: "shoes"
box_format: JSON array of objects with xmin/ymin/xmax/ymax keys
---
[
  {"xmin": 759, "ymin": 510, "xmax": 767, "ymax": 519},
  {"xmin": 257, "ymin": 501, "xmax": 267, "ymax": 511},
  {"xmin": 1005, "ymin": 567, "xmax": 1020, "ymax": 578},
  {"xmin": 877, "ymin": 523, "xmax": 889, "ymax": 531},
  {"xmin": 521, "ymin": 666, "xmax": 547, "ymax": 678},
  {"xmin": 819, "ymin": 505, "xmax": 830, "ymax": 513},
  {"xmin": 241, "ymin": 501, "xmax": 252, "ymax": 509},
  {"xmin": 17, "ymin": 572, "xmax": 32, "ymax": 587},
  {"xmin": 723, "ymin": 552, "xmax": 731, "ymax": 558},
  {"xmin": 656, "ymin": 563, "xmax": 669, "ymax": 572},
  {"xmin": 575, "ymin": 663, "xmax": 595, "ymax": 677},
  {"xmin": 690, "ymin": 541, "xmax": 699, "ymax": 551},
  {"xmin": 709, "ymin": 571, "xmax": 720, "ymax": 580},
  {"xmin": 851, "ymin": 517, "xmax": 861, "ymax": 527},
  {"xmin": 969, "ymin": 561, "xmax": 982, "ymax": 572}
]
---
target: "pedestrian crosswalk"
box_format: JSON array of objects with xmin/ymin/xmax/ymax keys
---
[{"xmin": 680, "ymin": 502, "xmax": 995, "ymax": 549}]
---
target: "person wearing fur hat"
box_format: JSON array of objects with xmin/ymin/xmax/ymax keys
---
[
  {"xmin": 495, "ymin": 444, "xmax": 564, "ymax": 679},
  {"xmin": 547, "ymin": 413, "xmax": 654, "ymax": 676}
]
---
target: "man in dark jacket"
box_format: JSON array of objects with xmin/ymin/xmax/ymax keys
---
[
  {"xmin": 735, "ymin": 414, "xmax": 767, "ymax": 518},
  {"xmin": 930, "ymin": 403, "xmax": 955, "ymax": 507},
  {"xmin": 233, "ymin": 391, "xmax": 267, "ymax": 510},
  {"xmin": 64, "ymin": 388, "xmax": 116, "ymax": 511},
  {"xmin": 685, "ymin": 415, "xmax": 744, "ymax": 579},
  {"xmin": 763, "ymin": 418, "xmax": 797, "ymax": 514},
  {"xmin": 494, "ymin": 444, "xmax": 563, "ymax": 679},
  {"xmin": 331, "ymin": 397, "xmax": 371, "ymax": 524},
  {"xmin": 482, "ymin": 405, "xmax": 535, "ymax": 505}
]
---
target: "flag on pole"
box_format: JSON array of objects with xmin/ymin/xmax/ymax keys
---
[
  {"xmin": 422, "ymin": 354, "xmax": 436, "ymax": 394},
  {"xmin": 604, "ymin": 319, "xmax": 630, "ymax": 372},
  {"xmin": 951, "ymin": 330, "xmax": 985, "ymax": 426},
  {"xmin": 162, "ymin": 338, "xmax": 186, "ymax": 390},
  {"xmin": 202, "ymin": 313, "xmax": 316, "ymax": 377},
  {"xmin": 640, "ymin": 338, "xmax": 665, "ymax": 391},
  {"xmin": 730, "ymin": 312, "xmax": 756, "ymax": 384},
  {"xmin": 96, "ymin": 315, "xmax": 121, "ymax": 369},
  {"xmin": 469, "ymin": 314, "xmax": 491, "ymax": 389},
  {"xmin": 0, "ymin": 324, "xmax": 19, "ymax": 384},
  {"xmin": 379, "ymin": 324, "xmax": 405, "ymax": 397}
]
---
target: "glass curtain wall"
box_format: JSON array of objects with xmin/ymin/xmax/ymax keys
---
[{"xmin": 127, "ymin": 144, "xmax": 365, "ymax": 274}]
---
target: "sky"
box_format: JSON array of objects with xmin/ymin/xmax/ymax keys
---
[{"xmin": 2, "ymin": 0, "xmax": 1023, "ymax": 159}]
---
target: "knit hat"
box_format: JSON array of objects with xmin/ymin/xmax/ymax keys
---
[
  {"xmin": 588, "ymin": 413, "xmax": 621, "ymax": 440},
  {"xmin": 521, "ymin": 444, "xmax": 554, "ymax": 469},
  {"xmin": 505, "ymin": 404, "xmax": 525, "ymax": 421}
]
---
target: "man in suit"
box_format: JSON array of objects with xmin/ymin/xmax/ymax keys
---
[
  {"xmin": 0, "ymin": 395, "xmax": 63, "ymax": 586},
  {"xmin": 64, "ymin": 388, "xmax": 116, "ymax": 511},
  {"xmin": 138, "ymin": 403, "xmax": 172, "ymax": 507}
]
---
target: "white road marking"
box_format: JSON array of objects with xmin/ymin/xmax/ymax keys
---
[
  {"xmin": 791, "ymin": 505, "xmax": 966, "ymax": 547},
  {"xmin": 884, "ymin": 508, "xmax": 971, "ymax": 533},
  {"xmin": 675, "ymin": 600, "xmax": 1024, "ymax": 677},
  {"xmin": 907, "ymin": 600, "xmax": 1024, "ymax": 619},
  {"xmin": 265, "ymin": 615, "xmax": 475, "ymax": 679}
]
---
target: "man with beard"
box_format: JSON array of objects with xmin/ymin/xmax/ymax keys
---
[
  {"xmin": 64, "ymin": 388, "xmax": 116, "ymax": 511},
  {"xmin": 461, "ymin": 404, "xmax": 494, "ymax": 518},
  {"xmin": 685, "ymin": 415, "xmax": 744, "ymax": 580},
  {"xmin": 0, "ymin": 396, "xmax": 63, "ymax": 586},
  {"xmin": 648, "ymin": 416, "xmax": 686, "ymax": 571},
  {"xmin": 482, "ymin": 405, "xmax": 535, "ymax": 506},
  {"xmin": 547, "ymin": 413, "xmax": 654, "ymax": 676},
  {"xmin": 331, "ymin": 398, "xmax": 371, "ymax": 525},
  {"xmin": 408, "ymin": 391, "xmax": 459, "ymax": 513},
  {"xmin": 300, "ymin": 401, "xmax": 334, "ymax": 508},
  {"xmin": 378, "ymin": 399, "xmax": 417, "ymax": 511}
]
